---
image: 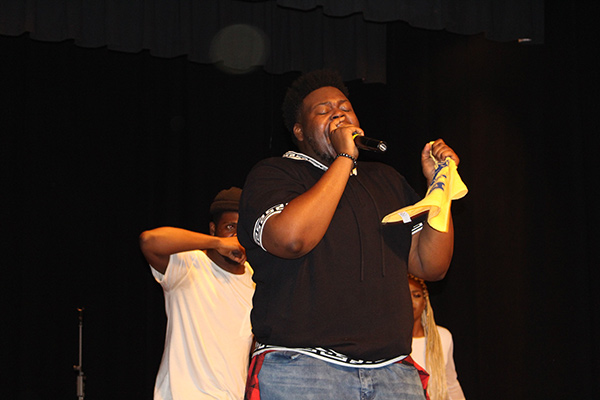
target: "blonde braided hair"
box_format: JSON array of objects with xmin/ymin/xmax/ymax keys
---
[{"xmin": 409, "ymin": 274, "xmax": 449, "ymax": 400}]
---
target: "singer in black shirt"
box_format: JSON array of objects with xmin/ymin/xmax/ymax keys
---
[{"xmin": 238, "ymin": 69, "xmax": 461, "ymax": 400}]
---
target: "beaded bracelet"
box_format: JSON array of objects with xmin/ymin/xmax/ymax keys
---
[{"xmin": 336, "ymin": 152, "xmax": 357, "ymax": 169}]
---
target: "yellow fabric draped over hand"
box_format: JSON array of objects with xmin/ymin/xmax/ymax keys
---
[{"xmin": 382, "ymin": 150, "xmax": 467, "ymax": 232}]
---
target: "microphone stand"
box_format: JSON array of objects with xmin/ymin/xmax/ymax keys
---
[{"xmin": 73, "ymin": 307, "xmax": 85, "ymax": 400}]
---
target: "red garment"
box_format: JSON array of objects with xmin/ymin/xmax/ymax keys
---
[
  {"xmin": 403, "ymin": 355, "xmax": 431, "ymax": 400},
  {"xmin": 244, "ymin": 351, "xmax": 271, "ymax": 400}
]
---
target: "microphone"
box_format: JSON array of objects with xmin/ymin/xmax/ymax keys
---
[{"xmin": 353, "ymin": 134, "xmax": 388, "ymax": 153}]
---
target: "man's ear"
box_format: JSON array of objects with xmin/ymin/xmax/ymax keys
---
[
  {"xmin": 209, "ymin": 221, "xmax": 216, "ymax": 236},
  {"xmin": 293, "ymin": 122, "xmax": 304, "ymax": 143}
]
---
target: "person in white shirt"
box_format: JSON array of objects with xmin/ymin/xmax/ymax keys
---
[
  {"xmin": 408, "ymin": 274, "xmax": 466, "ymax": 400},
  {"xmin": 140, "ymin": 187, "xmax": 255, "ymax": 400}
]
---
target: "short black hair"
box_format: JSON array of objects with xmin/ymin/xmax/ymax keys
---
[{"xmin": 281, "ymin": 69, "xmax": 349, "ymax": 133}]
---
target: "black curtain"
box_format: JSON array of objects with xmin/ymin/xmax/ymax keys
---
[
  {"xmin": 2, "ymin": 1, "xmax": 597, "ymax": 399},
  {"xmin": 0, "ymin": 0, "xmax": 543, "ymax": 83}
]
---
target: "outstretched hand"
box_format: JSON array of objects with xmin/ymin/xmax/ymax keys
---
[{"xmin": 421, "ymin": 139, "xmax": 460, "ymax": 185}]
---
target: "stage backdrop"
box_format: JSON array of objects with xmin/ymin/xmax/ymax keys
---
[
  {"xmin": 1, "ymin": 1, "xmax": 597, "ymax": 399},
  {"xmin": 0, "ymin": 0, "xmax": 543, "ymax": 84}
]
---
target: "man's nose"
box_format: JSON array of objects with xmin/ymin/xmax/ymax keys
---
[{"xmin": 331, "ymin": 111, "xmax": 346, "ymax": 120}]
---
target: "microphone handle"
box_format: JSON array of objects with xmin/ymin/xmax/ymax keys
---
[{"xmin": 353, "ymin": 134, "xmax": 388, "ymax": 153}]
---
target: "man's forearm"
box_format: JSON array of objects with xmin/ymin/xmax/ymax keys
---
[
  {"xmin": 409, "ymin": 216, "xmax": 454, "ymax": 281},
  {"xmin": 261, "ymin": 156, "xmax": 354, "ymax": 258},
  {"xmin": 139, "ymin": 227, "xmax": 219, "ymax": 273}
]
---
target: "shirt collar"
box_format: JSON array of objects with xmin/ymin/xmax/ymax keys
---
[{"xmin": 282, "ymin": 151, "xmax": 328, "ymax": 171}]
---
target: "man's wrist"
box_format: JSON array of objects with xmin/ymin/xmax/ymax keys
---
[{"xmin": 336, "ymin": 152, "xmax": 357, "ymax": 168}]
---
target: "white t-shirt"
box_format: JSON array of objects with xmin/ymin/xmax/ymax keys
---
[
  {"xmin": 411, "ymin": 326, "xmax": 466, "ymax": 400},
  {"xmin": 151, "ymin": 250, "xmax": 255, "ymax": 400}
]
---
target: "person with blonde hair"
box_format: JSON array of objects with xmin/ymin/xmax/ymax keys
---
[{"xmin": 408, "ymin": 274, "xmax": 466, "ymax": 400}]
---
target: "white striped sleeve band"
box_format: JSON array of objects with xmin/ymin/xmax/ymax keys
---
[
  {"xmin": 253, "ymin": 203, "xmax": 286, "ymax": 251},
  {"xmin": 411, "ymin": 222, "xmax": 424, "ymax": 235}
]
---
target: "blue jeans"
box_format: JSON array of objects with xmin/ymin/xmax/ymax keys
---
[{"xmin": 257, "ymin": 351, "xmax": 426, "ymax": 400}]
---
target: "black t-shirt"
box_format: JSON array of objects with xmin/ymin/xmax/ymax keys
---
[{"xmin": 239, "ymin": 152, "xmax": 423, "ymax": 361}]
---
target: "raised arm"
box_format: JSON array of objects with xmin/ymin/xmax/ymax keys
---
[
  {"xmin": 408, "ymin": 139, "xmax": 460, "ymax": 281},
  {"xmin": 261, "ymin": 155, "xmax": 354, "ymax": 259},
  {"xmin": 139, "ymin": 227, "xmax": 246, "ymax": 274},
  {"xmin": 259, "ymin": 117, "xmax": 360, "ymax": 259}
]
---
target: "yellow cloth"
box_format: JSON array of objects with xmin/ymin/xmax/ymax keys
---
[{"xmin": 381, "ymin": 153, "xmax": 467, "ymax": 232}]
